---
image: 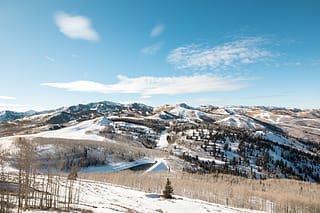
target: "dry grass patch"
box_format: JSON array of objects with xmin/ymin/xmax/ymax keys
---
[{"xmin": 80, "ymin": 171, "xmax": 320, "ymax": 213}]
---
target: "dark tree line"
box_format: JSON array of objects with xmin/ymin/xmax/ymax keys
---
[{"xmin": 171, "ymin": 123, "xmax": 320, "ymax": 182}]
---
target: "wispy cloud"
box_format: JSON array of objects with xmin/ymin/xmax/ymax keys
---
[
  {"xmin": 54, "ymin": 11, "xmax": 99, "ymax": 41},
  {"xmin": 42, "ymin": 74, "xmax": 249, "ymax": 96},
  {"xmin": 0, "ymin": 96, "xmax": 16, "ymax": 100},
  {"xmin": 0, "ymin": 103, "xmax": 31, "ymax": 112},
  {"xmin": 141, "ymin": 42, "xmax": 162, "ymax": 55},
  {"xmin": 168, "ymin": 37, "xmax": 272, "ymax": 71},
  {"xmin": 45, "ymin": 55, "xmax": 55, "ymax": 62},
  {"xmin": 150, "ymin": 24, "xmax": 164, "ymax": 37},
  {"xmin": 140, "ymin": 95, "xmax": 152, "ymax": 99},
  {"xmin": 193, "ymin": 94, "xmax": 287, "ymax": 105},
  {"xmin": 0, "ymin": 103, "xmax": 28, "ymax": 108}
]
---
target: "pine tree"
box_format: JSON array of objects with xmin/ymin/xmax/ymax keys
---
[{"xmin": 162, "ymin": 178, "xmax": 174, "ymax": 199}]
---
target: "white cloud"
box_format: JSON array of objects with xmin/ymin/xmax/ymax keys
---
[
  {"xmin": 42, "ymin": 74, "xmax": 249, "ymax": 96},
  {"xmin": 140, "ymin": 95, "xmax": 152, "ymax": 99},
  {"xmin": 0, "ymin": 103, "xmax": 51, "ymax": 112},
  {"xmin": 54, "ymin": 11, "xmax": 99, "ymax": 41},
  {"xmin": 150, "ymin": 24, "xmax": 164, "ymax": 37},
  {"xmin": 0, "ymin": 96, "xmax": 16, "ymax": 100},
  {"xmin": 42, "ymin": 81, "xmax": 107, "ymax": 92},
  {"xmin": 168, "ymin": 37, "xmax": 272, "ymax": 70},
  {"xmin": 141, "ymin": 42, "xmax": 162, "ymax": 55},
  {"xmin": 45, "ymin": 55, "xmax": 55, "ymax": 62},
  {"xmin": 192, "ymin": 94, "xmax": 286, "ymax": 106},
  {"xmin": 0, "ymin": 103, "xmax": 31, "ymax": 112}
]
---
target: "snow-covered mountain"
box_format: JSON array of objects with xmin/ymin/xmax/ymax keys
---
[
  {"xmin": 0, "ymin": 101, "xmax": 319, "ymax": 183},
  {"xmin": 0, "ymin": 110, "xmax": 37, "ymax": 122}
]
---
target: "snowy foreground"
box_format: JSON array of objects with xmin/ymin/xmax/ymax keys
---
[{"xmin": 23, "ymin": 179, "xmax": 264, "ymax": 213}]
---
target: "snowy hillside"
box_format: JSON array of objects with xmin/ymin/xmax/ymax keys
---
[
  {"xmin": 0, "ymin": 101, "xmax": 319, "ymax": 183},
  {"xmin": 35, "ymin": 117, "xmax": 108, "ymax": 141},
  {"xmin": 0, "ymin": 117, "xmax": 108, "ymax": 151},
  {"xmin": 18, "ymin": 177, "xmax": 264, "ymax": 213},
  {"xmin": 0, "ymin": 110, "xmax": 37, "ymax": 122},
  {"xmin": 74, "ymin": 179, "xmax": 264, "ymax": 213},
  {"xmin": 0, "ymin": 101, "xmax": 319, "ymax": 213}
]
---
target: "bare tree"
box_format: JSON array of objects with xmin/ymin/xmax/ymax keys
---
[
  {"xmin": 15, "ymin": 137, "xmax": 38, "ymax": 211},
  {"xmin": 0, "ymin": 149, "xmax": 8, "ymax": 212}
]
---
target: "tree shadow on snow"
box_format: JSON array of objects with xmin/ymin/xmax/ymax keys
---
[{"xmin": 145, "ymin": 193, "xmax": 161, "ymax": 199}]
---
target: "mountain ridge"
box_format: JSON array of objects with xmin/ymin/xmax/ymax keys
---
[{"xmin": 0, "ymin": 100, "xmax": 319, "ymax": 183}]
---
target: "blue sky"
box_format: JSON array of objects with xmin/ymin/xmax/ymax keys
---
[{"xmin": 0, "ymin": 0, "xmax": 319, "ymax": 111}]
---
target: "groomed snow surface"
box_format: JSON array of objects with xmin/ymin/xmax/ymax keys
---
[
  {"xmin": 80, "ymin": 158, "xmax": 169, "ymax": 173},
  {"xmin": 35, "ymin": 117, "xmax": 108, "ymax": 141},
  {"xmin": 0, "ymin": 117, "xmax": 108, "ymax": 151},
  {"xmin": 157, "ymin": 128, "xmax": 169, "ymax": 148}
]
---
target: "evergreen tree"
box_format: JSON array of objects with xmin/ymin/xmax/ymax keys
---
[{"xmin": 162, "ymin": 178, "xmax": 174, "ymax": 199}]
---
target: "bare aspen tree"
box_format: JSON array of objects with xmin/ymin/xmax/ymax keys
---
[
  {"xmin": 39, "ymin": 177, "xmax": 45, "ymax": 209},
  {"xmin": 0, "ymin": 150, "xmax": 7, "ymax": 212},
  {"xmin": 0, "ymin": 138, "xmax": 86, "ymax": 212},
  {"xmin": 67, "ymin": 179, "xmax": 73, "ymax": 210},
  {"xmin": 15, "ymin": 137, "xmax": 38, "ymax": 211}
]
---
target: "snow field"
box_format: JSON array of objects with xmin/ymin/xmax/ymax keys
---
[{"xmin": 70, "ymin": 178, "xmax": 266, "ymax": 213}]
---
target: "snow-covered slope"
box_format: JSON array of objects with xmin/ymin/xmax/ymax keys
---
[
  {"xmin": 35, "ymin": 117, "xmax": 109, "ymax": 141},
  {"xmin": 15, "ymin": 176, "xmax": 264, "ymax": 213},
  {"xmin": 0, "ymin": 117, "xmax": 112, "ymax": 162},
  {"xmin": 1, "ymin": 101, "xmax": 319, "ymax": 184},
  {"xmin": 68, "ymin": 179, "xmax": 265, "ymax": 213},
  {"xmin": 1, "ymin": 117, "xmax": 108, "ymax": 143},
  {"xmin": 152, "ymin": 103, "xmax": 215, "ymax": 124},
  {"xmin": 157, "ymin": 128, "xmax": 169, "ymax": 148},
  {"xmin": 0, "ymin": 110, "xmax": 37, "ymax": 122},
  {"xmin": 239, "ymin": 107, "xmax": 320, "ymax": 143},
  {"xmin": 80, "ymin": 158, "xmax": 164, "ymax": 173},
  {"xmin": 216, "ymin": 114, "xmax": 257, "ymax": 129}
]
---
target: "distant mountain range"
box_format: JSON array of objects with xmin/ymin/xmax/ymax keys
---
[
  {"xmin": 0, "ymin": 101, "xmax": 319, "ymax": 182},
  {"xmin": 1, "ymin": 101, "xmax": 319, "ymax": 142}
]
